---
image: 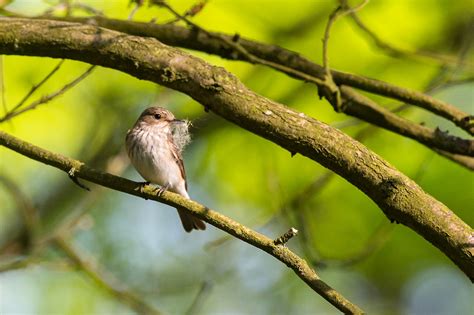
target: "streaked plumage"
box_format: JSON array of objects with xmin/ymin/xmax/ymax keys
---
[{"xmin": 126, "ymin": 107, "xmax": 205, "ymax": 232}]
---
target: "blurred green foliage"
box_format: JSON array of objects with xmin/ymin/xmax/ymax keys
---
[{"xmin": 0, "ymin": 0, "xmax": 473, "ymax": 314}]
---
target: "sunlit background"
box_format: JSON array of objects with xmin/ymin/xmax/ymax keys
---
[{"xmin": 0, "ymin": 0, "xmax": 473, "ymax": 314}]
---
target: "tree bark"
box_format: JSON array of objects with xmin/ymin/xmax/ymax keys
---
[{"xmin": 0, "ymin": 18, "xmax": 472, "ymax": 281}]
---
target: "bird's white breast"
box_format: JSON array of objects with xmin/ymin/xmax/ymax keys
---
[{"xmin": 126, "ymin": 128, "xmax": 185, "ymax": 194}]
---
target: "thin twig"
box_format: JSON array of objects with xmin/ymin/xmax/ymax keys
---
[
  {"xmin": 128, "ymin": 0, "xmax": 144, "ymax": 20},
  {"xmin": 312, "ymin": 223, "xmax": 394, "ymax": 269},
  {"xmin": 287, "ymin": 126, "xmax": 381, "ymax": 267},
  {"xmin": 165, "ymin": 0, "xmax": 209, "ymax": 24},
  {"xmin": 343, "ymin": 0, "xmax": 474, "ymax": 70},
  {"xmin": 0, "ymin": 56, "xmax": 7, "ymax": 115},
  {"xmin": 322, "ymin": 0, "xmax": 369, "ymax": 72},
  {"xmin": 321, "ymin": 0, "xmax": 369, "ymax": 111},
  {"xmin": 0, "ymin": 65, "xmax": 95, "ymax": 123},
  {"xmin": 304, "ymin": 145, "xmax": 436, "ymax": 269},
  {"xmin": 71, "ymin": 3, "xmax": 104, "ymax": 16},
  {"xmin": 204, "ymin": 171, "xmax": 335, "ymax": 252},
  {"xmin": 433, "ymin": 149, "xmax": 474, "ymax": 170},
  {"xmin": 184, "ymin": 281, "xmax": 213, "ymax": 315},
  {"xmin": 9, "ymin": 59, "xmax": 65, "ymax": 115},
  {"xmin": 156, "ymin": 1, "xmax": 328, "ymax": 87},
  {"xmin": 68, "ymin": 167, "xmax": 91, "ymax": 191},
  {"xmin": 0, "ymin": 255, "xmax": 38, "ymax": 272}
]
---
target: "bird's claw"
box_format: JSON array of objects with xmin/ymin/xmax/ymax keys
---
[
  {"xmin": 138, "ymin": 182, "xmax": 151, "ymax": 198},
  {"xmin": 136, "ymin": 182, "xmax": 169, "ymax": 198},
  {"xmin": 139, "ymin": 181, "xmax": 150, "ymax": 190},
  {"xmin": 156, "ymin": 184, "xmax": 170, "ymax": 197}
]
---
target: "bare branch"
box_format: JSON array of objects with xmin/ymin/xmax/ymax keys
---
[
  {"xmin": 322, "ymin": 0, "xmax": 368, "ymax": 74},
  {"xmin": 0, "ymin": 131, "xmax": 365, "ymax": 314},
  {"xmin": 41, "ymin": 16, "xmax": 474, "ymax": 142},
  {"xmin": 339, "ymin": 86, "xmax": 473, "ymax": 156},
  {"xmin": 320, "ymin": 0, "xmax": 369, "ymax": 112}
]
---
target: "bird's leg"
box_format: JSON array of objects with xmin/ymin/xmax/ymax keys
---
[
  {"xmin": 138, "ymin": 181, "xmax": 151, "ymax": 199},
  {"xmin": 139, "ymin": 181, "xmax": 151, "ymax": 190},
  {"xmin": 156, "ymin": 183, "xmax": 170, "ymax": 197}
]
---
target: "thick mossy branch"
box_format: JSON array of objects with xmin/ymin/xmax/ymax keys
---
[
  {"xmin": 0, "ymin": 131, "xmax": 363, "ymax": 315},
  {"xmin": 0, "ymin": 18, "xmax": 472, "ymax": 281},
  {"xmin": 48, "ymin": 16, "xmax": 474, "ymax": 138}
]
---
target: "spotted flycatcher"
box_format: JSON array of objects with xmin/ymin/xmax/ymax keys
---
[{"xmin": 125, "ymin": 106, "xmax": 206, "ymax": 232}]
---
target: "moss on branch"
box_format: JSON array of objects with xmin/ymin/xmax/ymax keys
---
[
  {"xmin": 0, "ymin": 18, "xmax": 472, "ymax": 283},
  {"xmin": 48, "ymin": 15, "xmax": 474, "ymax": 138},
  {"xmin": 0, "ymin": 130, "xmax": 364, "ymax": 314}
]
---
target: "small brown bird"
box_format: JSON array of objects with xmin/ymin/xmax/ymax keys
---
[{"xmin": 125, "ymin": 107, "xmax": 206, "ymax": 232}]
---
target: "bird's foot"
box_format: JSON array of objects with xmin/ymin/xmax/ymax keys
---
[
  {"xmin": 138, "ymin": 181, "xmax": 151, "ymax": 198},
  {"xmin": 156, "ymin": 183, "xmax": 170, "ymax": 197}
]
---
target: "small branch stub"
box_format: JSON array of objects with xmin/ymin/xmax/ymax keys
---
[
  {"xmin": 274, "ymin": 227, "xmax": 299, "ymax": 246},
  {"xmin": 68, "ymin": 167, "xmax": 90, "ymax": 191}
]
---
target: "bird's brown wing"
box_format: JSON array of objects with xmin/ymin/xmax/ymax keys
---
[
  {"xmin": 168, "ymin": 133, "xmax": 206, "ymax": 232},
  {"xmin": 168, "ymin": 133, "xmax": 187, "ymax": 190}
]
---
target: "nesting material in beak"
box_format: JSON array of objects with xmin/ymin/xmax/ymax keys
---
[{"xmin": 171, "ymin": 119, "xmax": 192, "ymax": 154}]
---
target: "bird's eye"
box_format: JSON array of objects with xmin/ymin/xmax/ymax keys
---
[{"xmin": 154, "ymin": 113, "xmax": 161, "ymax": 119}]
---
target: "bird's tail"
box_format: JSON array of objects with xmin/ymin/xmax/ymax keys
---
[{"xmin": 177, "ymin": 208, "xmax": 206, "ymax": 232}]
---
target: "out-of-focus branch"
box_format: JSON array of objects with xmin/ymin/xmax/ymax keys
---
[
  {"xmin": 312, "ymin": 223, "xmax": 394, "ymax": 269},
  {"xmin": 204, "ymin": 171, "xmax": 335, "ymax": 252},
  {"xmin": 300, "ymin": 148, "xmax": 436, "ymax": 269},
  {"xmin": 0, "ymin": 131, "xmax": 364, "ymax": 314},
  {"xmin": 184, "ymin": 281, "xmax": 213, "ymax": 315},
  {"xmin": 433, "ymin": 150, "xmax": 474, "ymax": 170},
  {"xmin": 285, "ymin": 126, "xmax": 383, "ymax": 267},
  {"xmin": 0, "ymin": 56, "xmax": 7, "ymax": 115},
  {"xmin": 0, "ymin": 175, "xmax": 39, "ymax": 253},
  {"xmin": 0, "ymin": 64, "xmax": 95, "ymax": 123},
  {"xmin": 0, "ymin": 255, "xmax": 38, "ymax": 272},
  {"xmin": 342, "ymin": 0, "xmax": 473, "ymax": 69},
  {"xmin": 0, "ymin": 124, "xmax": 126, "ymax": 257},
  {"xmin": 53, "ymin": 236, "xmax": 162, "ymax": 315},
  {"xmin": 8, "ymin": 59, "xmax": 64, "ymax": 115}
]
